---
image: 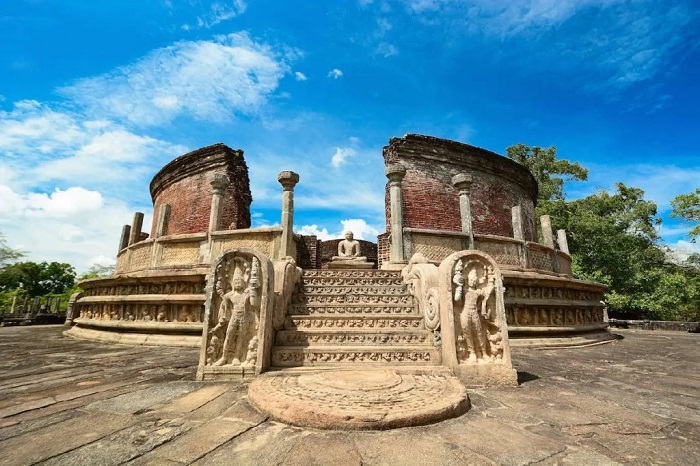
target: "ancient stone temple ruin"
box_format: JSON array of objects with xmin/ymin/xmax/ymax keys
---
[{"xmin": 65, "ymin": 134, "xmax": 611, "ymax": 428}]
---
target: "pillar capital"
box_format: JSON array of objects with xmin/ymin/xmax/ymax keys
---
[
  {"xmin": 210, "ymin": 173, "xmax": 230, "ymax": 195},
  {"xmin": 278, "ymin": 171, "xmax": 300, "ymax": 191},
  {"xmin": 451, "ymin": 173, "xmax": 473, "ymax": 194},
  {"xmin": 385, "ymin": 164, "xmax": 406, "ymax": 185}
]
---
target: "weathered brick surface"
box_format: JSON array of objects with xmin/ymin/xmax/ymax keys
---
[
  {"xmin": 319, "ymin": 239, "xmax": 378, "ymax": 268},
  {"xmin": 149, "ymin": 144, "xmax": 252, "ymax": 237},
  {"xmin": 383, "ymin": 134, "xmax": 538, "ymax": 241},
  {"xmin": 377, "ymin": 232, "xmax": 390, "ymax": 268},
  {"xmin": 297, "ymin": 235, "xmax": 321, "ymax": 269}
]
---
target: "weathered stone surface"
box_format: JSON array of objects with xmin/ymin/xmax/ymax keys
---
[
  {"xmin": 248, "ymin": 369, "xmax": 469, "ymax": 429},
  {"xmin": 1, "ymin": 326, "xmax": 698, "ymax": 465}
]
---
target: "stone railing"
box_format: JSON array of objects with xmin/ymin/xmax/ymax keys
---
[
  {"xmin": 115, "ymin": 227, "xmax": 290, "ymax": 274},
  {"xmin": 402, "ymin": 228, "xmax": 572, "ymax": 276}
]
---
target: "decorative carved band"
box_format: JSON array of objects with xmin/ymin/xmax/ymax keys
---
[
  {"xmin": 75, "ymin": 302, "xmax": 203, "ymax": 323},
  {"xmin": 272, "ymin": 350, "xmax": 433, "ymax": 364},
  {"xmin": 290, "ymin": 305, "xmax": 416, "ymax": 315},
  {"xmin": 287, "ymin": 317, "xmax": 423, "ymax": 329},
  {"xmin": 278, "ymin": 332, "xmax": 430, "ymax": 346},
  {"xmin": 506, "ymin": 307, "xmax": 605, "ymax": 326}
]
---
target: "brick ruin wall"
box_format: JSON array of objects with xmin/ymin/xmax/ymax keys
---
[
  {"xmin": 383, "ymin": 134, "xmax": 538, "ymax": 241},
  {"xmin": 149, "ymin": 144, "xmax": 252, "ymax": 237},
  {"xmin": 295, "ymin": 236, "xmax": 378, "ymax": 269}
]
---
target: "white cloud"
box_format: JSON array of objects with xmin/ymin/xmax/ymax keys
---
[
  {"xmin": 88, "ymin": 254, "xmax": 117, "ymax": 268},
  {"xmin": 60, "ymin": 33, "xmax": 293, "ymax": 126},
  {"xmin": 331, "ymin": 147, "xmax": 357, "ymax": 167},
  {"xmin": 0, "ymin": 186, "xmax": 103, "ymax": 218},
  {"xmin": 375, "ymin": 42, "xmax": 398, "ymax": 57},
  {"xmin": 665, "ymin": 239, "xmax": 700, "ymax": 263},
  {"xmin": 296, "ymin": 219, "xmax": 382, "ymax": 242},
  {"xmin": 327, "ymin": 68, "xmax": 343, "ymax": 79},
  {"xmin": 294, "ymin": 71, "xmax": 308, "ymax": 81},
  {"xmin": 296, "ymin": 224, "xmax": 335, "ymax": 241}
]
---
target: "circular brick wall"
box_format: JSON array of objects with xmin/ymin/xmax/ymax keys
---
[
  {"xmin": 149, "ymin": 143, "xmax": 252, "ymax": 236},
  {"xmin": 383, "ymin": 134, "xmax": 538, "ymax": 241}
]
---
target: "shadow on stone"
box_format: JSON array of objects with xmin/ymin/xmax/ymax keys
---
[{"xmin": 517, "ymin": 371, "xmax": 540, "ymax": 384}]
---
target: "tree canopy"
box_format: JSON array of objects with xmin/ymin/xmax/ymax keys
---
[
  {"xmin": 507, "ymin": 144, "xmax": 700, "ymax": 321},
  {"xmin": 671, "ymin": 188, "xmax": 700, "ymax": 242},
  {"xmin": 0, "ymin": 230, "xmax": 24, "ymax": 271},
  {"xmin": 0, "ymin": 261, "xmax": 76, "ymax": 296}
]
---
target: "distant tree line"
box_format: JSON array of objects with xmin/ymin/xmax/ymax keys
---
[
  {"xmin": 0, "ymin": 232, "xmax": 114, "ymax": 314},
  {"xmin": 507, "ymin": 144, "xmax": 700, "ymax": 321}
]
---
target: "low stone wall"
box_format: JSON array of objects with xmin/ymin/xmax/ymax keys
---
[{"xmin": 609, "ymin": 319, "xmax": 700, "ymax": 332}]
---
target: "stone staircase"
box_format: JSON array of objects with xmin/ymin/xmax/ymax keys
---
[{"xmin": 271, "ymin": 269, "xmax": 439, "ymax": 367}]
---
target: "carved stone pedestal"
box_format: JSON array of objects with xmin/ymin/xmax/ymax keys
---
[{"xmin": 328, "ymin": 261, "xmax": 374, "ymax": 269}]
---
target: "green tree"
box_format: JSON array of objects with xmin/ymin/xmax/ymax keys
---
[
  {"xmin": 671, "ymin": 188, "xmax": 700, "ymax": 242},
  {"xmin": 0, "ymin": 261, "xmax": 76, "ymax": 296},
  {"xmin": 0, "ymin": 230, "xmax": 24, "ymax": 271},
  {"xmin": 506, "ymin": 143, "xmax": 588, "ymax": 204}
]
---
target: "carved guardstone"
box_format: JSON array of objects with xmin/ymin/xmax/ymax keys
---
[
  {"xmin": 197, "ymin": 248, "xmax": 275, "ymax": 380},
  {"xmin": 437, "ymin": 250, "xmax": 517, "ymax": 386}
]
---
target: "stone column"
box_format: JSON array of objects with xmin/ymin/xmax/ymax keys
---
[
  {"xmin": 128, "ymin": 212, "xmax": 144, "ymax": 246},
  {"xmin": 10, "ymin": 295, "xmax": 17, "ymax": 314},
  {"xmin": 155, "ymin": 204, "xmax": 171, "ymax": 238},
  {"xmin": 209, "ymin": 174, "xmax": 230, "ymax": 233},
  {"xmin": 540, "ymin": 215, "xmax": 554, "ymax": 248},
  {"xmin": 386, "ymin": 164, "xmax": 407, "ymax": 263},
  {"xmin": 511, "ymin": 206, "xmax": 524, "ymax": 241},
  {"xmin": 278, "ymin": 171, "xmax": 300, "ymax": 258},
  {"xmin": 451, "ymin": 173, "xmax": 474, "ymax": 249},
  {"xmin": 118, "ymin": 225, "xmax": 131, "ymax": 252},
  {"xmin": 557, "ymin": 229, "xmax": 570, "ymax": 255}
]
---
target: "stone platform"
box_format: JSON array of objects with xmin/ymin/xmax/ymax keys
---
[
  {"xmin": 1, "ymin": 325, "xmax": 698, "ymax": 465},
  {"xmin": 248, "ymin": 369, "xmax": 469, "ymax": 430}
]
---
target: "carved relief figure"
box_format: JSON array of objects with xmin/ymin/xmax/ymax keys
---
[
  {"xmin": 210, "ymin": 256, "xmax": 262, "ymax": 366},
  {"xmin": 453, "ymin": 260, "xmax": 498, "ymax": 362}
]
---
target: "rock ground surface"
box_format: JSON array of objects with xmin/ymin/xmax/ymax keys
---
[{"xmin": 0, "ymin": 326, "xmax": 698, "ymax": 465}]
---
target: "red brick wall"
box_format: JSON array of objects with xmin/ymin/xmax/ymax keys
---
[
  {"xmin": 377, "ymin": 232, "xmax": 390, "ymax": 268},
  {"xmin": 383, "ymin": 134, "xmax": 538, "ymax": 241},
  {"xmin": 149, "ymin": 144, "xmax": 252, "ymax": 236},
  {"xmin": 297, "ymin": 235, "xmax": 321, "ymax": 269}
]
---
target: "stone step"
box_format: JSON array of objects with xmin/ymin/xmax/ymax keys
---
[
  {"xmin": 271, "ymin": 346, "xmax": 439, "ymax": 366},
  {"xmin": 275, "ymin": 329, "xmax": 434, "ymax": 347},
  {"xmin": 302, "ymin": 269, "xmax": 402, "ymax": 278},
  {"xmin": 294, "ymin": 293, "xmax": 414, "ymax": 306},
  {"xmin": 289, "ymin": 303, "xmax": 417, "ymax": 316},
  {"xmin": 285, "ymin": 315, "xmax": 425, "ymax": 331},
  {"xmin": 297, "ymin": 285, "xmax": 410, "ymax": 295},
  {"xmin": 301, "ymin": 275, "xmax": 405, "ymax": 287}
]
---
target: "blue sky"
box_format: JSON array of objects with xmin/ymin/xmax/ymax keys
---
[{"xmin": 1, "ymin": 0, "xmax": 699, "ymax": 272}]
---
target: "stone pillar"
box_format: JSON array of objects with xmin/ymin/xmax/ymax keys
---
[
  {"xmin": 386, "ymin": 164, "xmax": 407, "ymax": 263},
  {"xmin": 155, "ymin": 204, "xmax": 171, "ymax": 238},
  {"xmin": 128, "ymin": 212, "xmax": 144, "ymax": 246},
  {"xmin": 511, "ymin": 206, "xmax": 524, "ymax": 241},
  {"xmin": 278, "ymin": 171, "xmax": 300, "ymax": 258},
  {"xmin": 540, "ymin": 215, "xmax": 554, "ymax": 248},
  {"xmin": 10, "ymin": 295, "xmax": 17, "ymax": 314},
  {"xmin": 209, "ymin": 174, "xmax": 230, "ymax": 233},
  {"xmin": 119, "ymin": 225, "xmax": 131, "ymax": 252},
  {"xmin": 557, "ymin": 229, "xmax": 570, "ymax": 255},
  {"xmin": 451, "ymin": 173, "xmax": 474, "ymax": 249}
]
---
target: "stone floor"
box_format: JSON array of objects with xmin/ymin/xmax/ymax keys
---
[{"xmin": 0, "ymin": 326, "xmax": 698, "ymax": 466}]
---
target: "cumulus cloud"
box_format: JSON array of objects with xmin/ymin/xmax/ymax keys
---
[
  {"xmin": 294, "ymin": 71, "xmax": 308, "ymax": 81},
  {"xmin": 330, "ymin": 147, "xmax": 357, "ymax": 167},
  {"xmin": 296, "ymin": 219, "xmax": 382, "ymax": 241},
  {"xmin": 327, "ymin": 68, "xmax": 343, "ymax": 79},
  {"xmin": 60, "ymin": 33, "xmax": 293, "ymax": 126},
  {"xmin": 0, "ymin": 186, "xmax": 102, "ymax": 218}
]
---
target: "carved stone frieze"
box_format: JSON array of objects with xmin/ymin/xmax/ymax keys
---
[
  {"xmin": 296, "ymin": 294, "xmax": 413, "ymax": 305},
  {"xmin": 278, "ymin": 332, "xmax": 430, "ymax": 346},
  {"xmin": 287, "ymin": 317, "xmax": 423, "ymax": 329},
  {"xmin": 272, "ymin": 350, "xmax": 433, "ymax": 365},
  {"xmin": 290, "ymin": 305, "xmax": 416, "ymax": 315},
  {"xmin": 76, "ymin": 303, "xmax": 203, "ymax": 323},
  {"xmin": 81, "ymin": 281, "xmax": 204, "ymax": 297},
  {"xmin": 298, "ymin": 285, "xmax": 409, "ymax": 295},
  {"xmin": 504, "ymin": 284, "xmax": 604, "ymax": 302},
  {"xmin": 473, "ymin": 240, "xmax": 521, "ymax": 267},
  {"xmin": 505, "ymin": 306, "xmax": 605, "ymax": 326},
  {"xmin": 301, "ymin": 276, "xmax": 403, "ymax": 286}
]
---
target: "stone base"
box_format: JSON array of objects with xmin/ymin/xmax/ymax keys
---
[
  {"xmin": 64, "ymin": 325, "xmax": 201, "ymax": 347},
  {"xmin": 248, "ymin": 369, "xmax": 469, "ymax": 430},
  {"xmin": 196, "ymin": 364, "xmax": 258, "ymax": 381},
  {"xmin": 509, "ymin": 329, "xmax": 618, "ymax": 348},
  {"xmin": 328, "ymin": 261, "xmax": 375, "ymax": 269},
  {"xmin": 380, "ymin": 261, "xmax": 408, "ymax": 271},
  {"xmin": 453, "ymin": 362, "xmax": 518, "ymax": 387}
]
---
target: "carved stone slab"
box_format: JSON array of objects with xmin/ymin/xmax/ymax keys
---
[
  {"xmin": 197, "ymin": 248, "xmax": 275, "ymax": 380},
  {"xmin": 437, "ymin": 250, "xmax": 517, "ymax": 386},
  {"xmin": 248, "ymin": 369, "xmax": 469, "ymax": 430}
]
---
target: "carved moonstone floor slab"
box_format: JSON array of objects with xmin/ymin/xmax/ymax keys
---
[{"xmin": 248, "ymin": 369, "xmax": 470, "ymax": 430}]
